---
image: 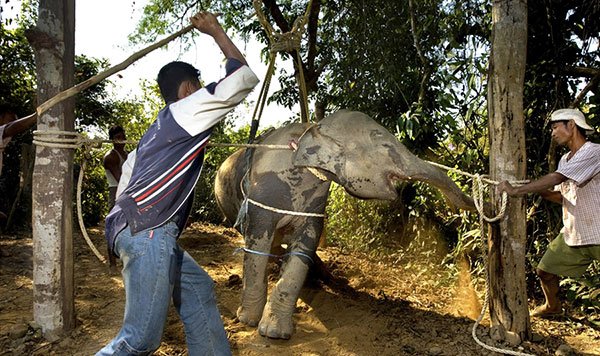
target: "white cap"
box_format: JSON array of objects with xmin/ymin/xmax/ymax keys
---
[{"xmin": 550, "ymin": 109, "xmax": 594, "ymax": 133}]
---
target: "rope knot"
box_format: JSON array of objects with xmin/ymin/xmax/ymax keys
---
[
  {"xmin": 270, "ymin": 31, "xmax": 302, "ymax": 53},
  {"xmin": 33, "ymin": 130, "xmax": 84, "ymax": 150}
]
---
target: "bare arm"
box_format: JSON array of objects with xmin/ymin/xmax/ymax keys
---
[
  {"xmin": 3, "ymin": 113, "xmax": 37, "ymax": 139},
  {"xmin": 540, "ymin": 190, "xmax": 563, "ymax": 204},
  {"xmin": 497, "ymin": 172, "xmax": 567, "ymax": 199},
  {"xmin": 190, "ymin": 12, "xmax": 248, "ymax": 65}
]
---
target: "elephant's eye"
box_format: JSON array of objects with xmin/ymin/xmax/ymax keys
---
[{"xmin": 370, "ymin": 130, "xmax": 385, "ymax": 140}]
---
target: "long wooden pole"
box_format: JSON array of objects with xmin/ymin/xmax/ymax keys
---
[{"xmin": 32, "ymin": 24, "xmax": 194, "ymax": 118}]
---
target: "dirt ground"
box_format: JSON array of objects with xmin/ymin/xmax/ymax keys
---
[{"xmin": 1, "ymin": 223, "xmax": 599, "ymax": 356}]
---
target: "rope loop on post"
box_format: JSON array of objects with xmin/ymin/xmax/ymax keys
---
[
  {"xmin": 32, "ymin": 130, "xmax": 108, "ymax": 263},
  {"xmin": 472, "ymin": 174, "xmax": 508, "ymax": 223}
]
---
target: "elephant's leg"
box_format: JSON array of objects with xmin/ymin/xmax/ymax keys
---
[
  {"xmin": 258, "ymin": 255, "xmax": 311, "ymax": 339},
  {"xmin": 237, "ymin": 229, "xmax": 272, "ymax": 327},
  {"xmin": 258, "ymin": 222, "xmax": 321, "ymax": 339}
]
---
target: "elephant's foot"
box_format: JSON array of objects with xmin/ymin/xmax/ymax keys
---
[
  {"xmin": 236, "ymin": 304, "xmax": 263, "ymax": 327},
  {"xmin": 257, "ymin": 303, "xmax": 294, "ymax": 339}
]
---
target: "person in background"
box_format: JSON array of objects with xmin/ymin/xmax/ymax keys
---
[
  {"xmin": 0, "ymin": 106, "xmax": 36, "ymax": 176},
  {"xmin": 103, "ymin": 125, "xmax": 128, "ymax": 209},
  {"xmin": 0, "ymin": 106, "xmax": 36, "ymax": 256},
  {"xmin": 498, "ymin": 108, "xmax": 599, "ymax": 317},
  {"xmin": 97, "ymin": 11, "xmax": 259, "ymax": 355}
]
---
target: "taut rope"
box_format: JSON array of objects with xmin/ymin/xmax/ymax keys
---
[
  {"xmin": 424, "ymin": 161, "xmax": 534, "ymax": 355},
  {"xmin": 252, "ymin": 0, "xmax": 313, "ymax": 124},
  {"xmin": 32, "ymin": 130, "xmax": 294, "ymax": 264},
  {"xmin": 34, "ymin": 132, "xmax": 535, "ymax": 355}
]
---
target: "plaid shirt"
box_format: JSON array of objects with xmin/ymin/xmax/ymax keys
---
[{"xmin": 556, "ymin": 141, "xmax": 600, "ymax": 246}]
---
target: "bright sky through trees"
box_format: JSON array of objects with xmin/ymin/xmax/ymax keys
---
[{"xmin": 3, "ymin": 0, "xmax": 294, "ymax": 128}]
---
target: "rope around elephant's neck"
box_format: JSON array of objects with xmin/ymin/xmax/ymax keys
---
[{"xmin": 426, "ymin": 160, "xmax": 530, "ymax": 187}]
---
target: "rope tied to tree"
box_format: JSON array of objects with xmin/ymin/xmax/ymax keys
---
[
  {"xmin": 424, "ymin": 162, "xmax": 536, "ymax": 355},
  {"xmin": 470, "ymin": 204, "xmax": 536, "ymax": 356},
  {"xmin": 253, "ymin": 0, "xmax": 312, "ymax": 55},
  {"xmin": 425, "ymin": 159, "xmax": 528, "ymax": 222},
  {"xmin": 33, "ymin": 130, "xmax": 138, "ymax": 149},
  {"xmin": 32, "ymin": 130, "xmax": 292, "ymax": 264},
  {"xmin": 33, "ymin": 130, "xmax": 291, "ymax": 151},
  {"xmin": 252, "ymin": 0, "xmax": 313, "ymax": 125}
]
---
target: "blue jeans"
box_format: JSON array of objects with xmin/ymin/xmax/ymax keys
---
[{"xmin": 97, "ymin": 221, "xmax": 232, "ymax": 356}]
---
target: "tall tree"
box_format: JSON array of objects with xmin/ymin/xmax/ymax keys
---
[
  {"xmin": 26, "ymin": 0, "xmax": 76, "ymax": 340},
  {"xmin": 487, "ymin": 0, "xmax": 530, "ymax": 344}
]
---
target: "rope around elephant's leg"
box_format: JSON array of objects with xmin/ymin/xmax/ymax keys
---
[{"xmin": 233, "ymin": 247, "xmax": 314, "ymax": 264}]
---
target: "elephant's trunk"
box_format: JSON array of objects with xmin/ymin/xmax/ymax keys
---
[{"xmin": 407, "ymin": 161, "xmax": 476, "ymax": 212}]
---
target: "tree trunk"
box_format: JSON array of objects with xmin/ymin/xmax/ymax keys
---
[
  {"xmin": 487, "ymin": 0, "xmax": 531, "ymax": 345},
  {"xmin": 28, "ymin": 0, "xmax": 76, "ymax": 341}
]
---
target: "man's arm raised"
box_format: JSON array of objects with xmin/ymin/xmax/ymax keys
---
[{"xmin": 190, "ymin": 12, "xmax": 248, "ymax": 65}]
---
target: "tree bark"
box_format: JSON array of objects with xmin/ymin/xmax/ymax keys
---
[
  {"xmin": 28, "ymin": 0, "xmax": 76, "ymax": 341},
  {"xmin": 487, "ymin": 0, "xmax": 531, "ymax": 345}
]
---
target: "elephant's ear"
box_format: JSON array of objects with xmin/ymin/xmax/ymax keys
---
[{"xmin": 292, "ymin": 124, "xmax": 345, "ymax": 176}]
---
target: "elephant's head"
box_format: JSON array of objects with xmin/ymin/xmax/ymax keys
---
[{"xmin": 292, "ymin": 110, "xmax": 475, "ymax": 211}]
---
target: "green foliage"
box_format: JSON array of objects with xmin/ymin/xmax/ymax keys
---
[
  {"xmin": 562, "ymin": 262, "xmax": 600, "ymax": 319},
  {"xmin": 0, "ymin": 23, "xmax": 36, "ymax": 225},
  {"xmin": 325, "ymin": 183, "xmax": 407, "ymax": 255},
  {"xmin": 0, "ymin": 24, "xmax": 35, "ymax": 115},
  {"xmin": 75, "ymin": 56, "xmax": 113, "ymax": 127},
  {"xmin": 75, "ymin": 147, "xmax": 109, "ymax": 227}
]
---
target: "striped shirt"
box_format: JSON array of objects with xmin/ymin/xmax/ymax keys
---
[
  {"xmin": 105, "ymin": 60, "xmax": 259, "ymax": 253},
  {"xmin": 556, "ymin": 141, "xmax": 600, "ymax": 246}
]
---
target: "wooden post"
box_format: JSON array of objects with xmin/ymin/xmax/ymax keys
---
[
  {"xmin": 28, "ymin": 0, "xmax": 76, "ymax": 340},
  {"xmin": 487, "ymin": 0, "xmax": 531, "ymax": 345}
]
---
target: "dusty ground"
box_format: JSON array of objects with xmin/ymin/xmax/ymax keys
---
[{"xmin": 1, "ymin": 223, "xmax": 599, "ymax": 356}]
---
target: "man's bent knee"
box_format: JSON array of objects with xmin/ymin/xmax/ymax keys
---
[{"xmin": 536, "ymin": 267, "xmax": 557, "ymax": 281}]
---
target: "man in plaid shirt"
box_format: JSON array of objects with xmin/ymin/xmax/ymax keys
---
[{"xmin": 498, "ymin": 108, "xmax": 599, "ymax": 317}]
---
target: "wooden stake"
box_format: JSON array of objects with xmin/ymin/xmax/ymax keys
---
[{"xmin": 35, "ymin": 24, "xmax": 195, "ymax": 117}]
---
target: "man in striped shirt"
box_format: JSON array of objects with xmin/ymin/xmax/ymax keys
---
[
  {"xmin": 98, "ymin": 12, "xmax": 259, "ymax": 356},
  {"xmin": 498, "ymin": 108, "xmax": 600, "ymax": 317}
]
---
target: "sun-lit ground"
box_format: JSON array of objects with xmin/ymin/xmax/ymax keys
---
[{"xmin": 1, "ymin": 224, "xmax": 599, "ymax": 355}]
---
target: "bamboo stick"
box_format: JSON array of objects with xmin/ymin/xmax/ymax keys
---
[{"xmin": 36, "ymin": 24, "xmax": 195, "ymax": 117}]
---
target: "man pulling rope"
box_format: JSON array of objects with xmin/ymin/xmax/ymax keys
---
[{"xmin": 498, "ymin": 108, "xmax": 600, "ymax": 318}]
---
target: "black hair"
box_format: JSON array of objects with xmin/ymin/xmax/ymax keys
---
[
  {"xmin": 156, "ymin": 61, "xmax": 201, "ymax": 104},
  {"xmin": 0, "ymin": 104, "xmax": 15, "ymax": 115},
  {"xmin": 108, "ymin": 125, "xmax": 125, "ymax": 140}
]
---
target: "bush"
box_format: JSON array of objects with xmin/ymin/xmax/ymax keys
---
[{"xmin": 75, "ymin": 146, "xmax": 110, "ymax": 227}]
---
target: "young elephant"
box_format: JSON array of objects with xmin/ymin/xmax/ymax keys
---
[{"xmin": 214, "ymin": 110, "xmax": 474, "ymax": 339}]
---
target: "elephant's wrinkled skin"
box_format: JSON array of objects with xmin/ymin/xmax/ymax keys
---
[{"xmin": 214, "ymin": 110, "xmax": 474, "ymax": 339}]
